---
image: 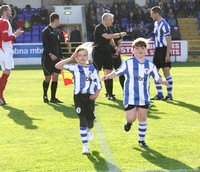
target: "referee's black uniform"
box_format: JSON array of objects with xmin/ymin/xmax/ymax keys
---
[
  {"xmin": 42, "ymin": 25, "xmax": 63, "ymax": 103},
  {"xmin": 93, "ymin": 23, "xmax": 114, "ymax": 98},
  {"xmin": 42, "ymin": 25, "xmax": 63, "ymax": 75},
  {"xmin": 109, "ymin": 26, "xmax": 125, "ymax": 89}
]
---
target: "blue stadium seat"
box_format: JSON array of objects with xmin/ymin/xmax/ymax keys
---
[
  {"xmin": 121, "ymin": 23, "xmax": 127, "ymax": 28},
  {"xmin": 121, "ymin": 17, "xmax": 128, "ymax": 24},
  {"xmin": 32, "ymin": 30, "xmax": 40, "ymax": 36},
  {"xmin": 32, "ymin": 36, "xmax": 40, "ymax": 43},
  {"xmin": 32, "ymin": 25, "xmax": 40, "ymax": 30},
  {"xmin": 198, "ymin": 11, "xmax": 200, "ymax": 20},
  {"xmin": 145, "ymin": 23, "xmax": 151, "ymax": 28},
  {"xmin": 25, "ymin": 17, "xmax": 31, "ymax": 23},
  {"xmin": 24, "ymin": 31, "xmax": 31, "ymax": 36},
  {"xmin": 24, "ymin": 36, "xmax": 31, "ymax": 43},
  {"xmin": 15, "ymin": 35, "xmax": 23, "ymax": 43},
  {"xmin": 31, "ymin": 8, "xmax": 37, "ymax": 12},
  {"xmin": 17, "ymin": 14, "xmax": 24, "ymax": 19},
  {"xmin": 129, "ymin": 23, "xmax": 133, "ymax": 28}
]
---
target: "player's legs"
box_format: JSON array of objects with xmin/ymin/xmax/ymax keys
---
[
  {"xmin": 104, "ymin": 68, "xmax": 114, "ymax": 100},
  {"xmin": 151, "ymin": 48, "xmax": 164, "ymax": 100},
  {"xmin": 74, "ymin": 94, "xmax": 89, "ymax": 154},
  {"xmin": 124, "ymin": 105, "xmax": 137, "ymax": 132},
  {"xmin": 0, "ymin": 69, "xmax": 10, "ymax": 105},
  {"xmin": 162, "ymin": 67, "xmax": 173, "ymax": 100},
  {"xmin": 137, "ymin": 107, "xmax": 148, "ymax": 147},
  {"xmin": 0, "ymin": 51, "xmax": 13, "ymax": 105}
]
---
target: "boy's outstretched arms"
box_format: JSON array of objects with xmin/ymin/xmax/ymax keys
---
[
  {"xmin": 101, "ymin": 71, "xmax": 118, "ymax": 81},
  {"xmin": 55, "ymin": 52, "xmax": 77, "ymax": 70}
]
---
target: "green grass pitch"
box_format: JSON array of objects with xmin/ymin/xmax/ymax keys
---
[{"xmin": 0, "ymin": 61, "xmax": 200, "ymax": 171}]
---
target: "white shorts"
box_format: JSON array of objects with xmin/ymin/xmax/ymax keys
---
[{"xmin": 0, "ymin": 49, "xmax": 14, "ymax": 71}]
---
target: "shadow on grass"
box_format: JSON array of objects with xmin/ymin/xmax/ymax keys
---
[
  {"xmin": 47, "ymin": 103, "xmax": 78, "ymax": 119},
  {"xmin": 86, "ymin": 151, "xmax": 120, "ymax": 171},
  {"xmin": 134, "ymin": 147, "xmax": 193, "ymax": 170},
  {"xmin": 1, "ymin": 105, "xmax": 39, "ymax": 129},
  {"xmin": 148, "ymin": 104, "xmax": 164, "ymax": 119},
  {"xmin": 96, "ymin": 99, "xmax": 124, "ymax": 110},
  {"xmin": 162, "ymin": 100, "xmax": 200, "ymax": 114}
]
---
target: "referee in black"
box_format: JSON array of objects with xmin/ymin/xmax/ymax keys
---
[
  {"xmin": 109, "ymin": 24, "xmax": 125, "ymax": 90},
  {"xmin": 42, "ymin": 13, "xmax": 63, "ymax": 103},
  {"xmin": 93, "ymin": 13, "xmax": 126, "ymax": 100}
]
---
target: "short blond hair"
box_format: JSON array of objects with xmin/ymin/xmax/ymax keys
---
[
  {"xmin": 102, "ymin": 13, "xmax": 114, "ymax": 21},
  {"xmin": 75, "ymin": 44, "xmax": 88, "ymax": 55}
]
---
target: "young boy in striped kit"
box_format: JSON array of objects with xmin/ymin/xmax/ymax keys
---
[
  {"xmin": 102, "ymin": 38, "xmax": 168, "ymax": 147},
  {"xmin": 55, "ymin": 45, "xmax": 102, "ymax": 154}
]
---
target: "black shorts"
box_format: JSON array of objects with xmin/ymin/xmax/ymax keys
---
[
  {"xmin": 113, "ymin": 54, "xmax": 123, "ymax": 70},
  {"xmin": 41, "ymin": 54, "xmax": 61, "ymax": 76},
  {"xmin": 74, "ymin": 93, "xmax": 95, "ymax": 120},
  {"xmin": 92, "ymin": 49, "xmax": 113, "ymax": 71},
  {"xmin": 153, "ymin": 46, "xmax": 171, "ymax": 69},
  {"xmin": 125, "ymin": 105, "xmax": 149, "ymax": 111}
]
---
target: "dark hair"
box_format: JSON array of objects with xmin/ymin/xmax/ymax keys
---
[
  {"xmin": 49, "ymin": 13, "xmax": 60, "ymax": 23},
  {"xmin": 0, "ymin": 5, "xmax": 9, "ymax": 15},
  {"xmin": 132, "ymin": 38, "xmax": 149, "ymax": 49},
  {"xmin": 151, "ymin": 6, "xmax": 162, "ymax": 16}
]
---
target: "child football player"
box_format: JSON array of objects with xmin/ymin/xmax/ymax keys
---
[
  {"xmin": 55, "ymin": 45, "xmax": 102, "ymax": 154},
  {"xmin": 102, "ymin": 38, "xmax": 168, "ymax": 147}
]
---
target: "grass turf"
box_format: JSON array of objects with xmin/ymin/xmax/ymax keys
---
[{"xmin": 0, "ymin": 61, "xmax": 200, "ymax": 171}]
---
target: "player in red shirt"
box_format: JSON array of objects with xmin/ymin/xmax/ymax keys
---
[{"xmin": 0, "ymin": 5, "xmax": 23, "ymax": 105}]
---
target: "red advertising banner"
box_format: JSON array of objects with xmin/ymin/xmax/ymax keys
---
[{"xmin": 120, "ymin": 41, "xmax": 181, "ymax": 56}]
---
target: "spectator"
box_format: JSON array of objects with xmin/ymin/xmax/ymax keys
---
[
  {"xmin": 148, "ymin": 0, "xmax": 158, "ymax": 9},
  {"xmin": 187, "ymin": 0, "xmax": 195, "ymax": 17},
  {"xmin": 128, "ymin": 10, "xmax": 137, "ymax": 24},
  {"xmin": 123, "ymin": 26, "xmax": 132, "ymax": 41},
  {"xmin": 88, "ymin": 3, "xmax": 96, "ymax": 15},
  {"xmin": 171, "ymin": 27, "xmax": 181, "ymax": 40},
  {"xmin": 170, "ymin": 0, "xmax": 179, "ymax": 17},
  {"xmin": 10, "ymin": 4, "xmax": 18, "ymax": 20},
  {"xmin": 70, "ymin": 26, "xmax": 81, "ymax": 42},
  {"xmin": 160, "ymin": 3, "xmax": 166, "ymax": 17},
  {"xmin": 105, "ymin": 4, "xmax": 111, "ymax": 13},
  {"xmin": 131, "ymin": 26, "xmax": 141, "ymax": 40},
  {"xmin": 40, "ymin": 16, "xmax": 48, "ymax": 25},
  {"xmin": 96, "ymin": 4, "xmax": 105, "ymax": 15},
  {"xmin": 25, "ymin": 4, "xmax": 31, "ymax": 14},
  {"xmin": 113, "ymin": 9, "xmax": 121, "ymax": 24},
  {"xmin": 16, "ymin": 17, "xmax": 24, "ymax": 29},
  {"xmin": 10, "ymin": 17, "xmax": 17, "ymax": 31},
  {"xmin": 31, "ymin": 11, "xmax": 40, "ymax": 25},
  {"xmin": 144, "ymin": 9, "xmax": 153, "ymax": 23},
  {"xmin": 168, "ymin": 14, "xmax": 177, "ymax": 26},
  {"xmin": 134, "ymin": 4, "xmax": 140, "ymax": 14},
  {"xmin": 143, "ymin": 2, "xmax": 149, "ymax": 14},
  {"xmin": 112, "ymin": 0, "xmax": 119, "ymax": 8},
  {"xmin": 127, "ymin": 0, "xmax": 135, "ymax": 10},
  {"xmin": 167, "ymin": 8, "xmax": 174, "ymax": 19},
  {"xmin": 40, "ymin": 5, "xmax": 48, "ymax": 19},
  {"xmin": 88, "ymin": 15, "xmax": 98, "ymax": 41},
  {"xmin": 119, "ymin": 4, "xmax": 129, "ymax": 17},
  {"xmin": 180, "ymin": 0, "xmax": 188, "ymax": 17},
  {"xmin": 88, "ymin": 0, "xmax": 97, "ymax": 9},
  {"xmin": 137, "ymin": 9, "xmax": 145, "ymax": 23},
  {"xmin": 138, "ymin": 21, "xmax": 145, "ymax": 33},
  {"xmin": 120, "ymin": 0, "xmax": 126, "ymax": 7},
  {"xmin": 24, "ymin": 19, "xmax": 31, "ymax": 31},
  {"xmin": 195, "ymin": 0, "xmax": 200, "ymax": 17},
  {"xmin": 111, "ymin": 3, "xmax": 119, "ymax": 14},
  {"xmin": 170, "ymin": 21, "xmax": 177, "ymax": 31},
  {"xmin": 164, "ymin": 2, "xmax": 172, "ymax": 15},
  {"xmin": 97, "ymin": 9, "xmax": 104, "ymax": 24},
  {"xmin": 142, "ymin": 27, "xmax": 151, "ymax": 39},
  {"xmin": 158, "ymin": 0, "xmax": 164, "ymax": 6}
]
